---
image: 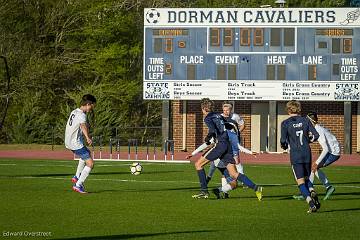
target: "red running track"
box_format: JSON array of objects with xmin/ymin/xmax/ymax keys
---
[{"xmin": 0, "ymin": 150, "xmax": 359, "ymax": 166}]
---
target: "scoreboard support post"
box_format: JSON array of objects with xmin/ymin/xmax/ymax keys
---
[
  {"xmin": 162, "ymin": 100, "xmax": 171, "ymax": 144},
  {"xmin": 344, "ymin": 101, "xmax": 352, "ymax": 154},
  {"xmin": 268, "ymin": 101, "xmax": 278, "ymax": 152}
]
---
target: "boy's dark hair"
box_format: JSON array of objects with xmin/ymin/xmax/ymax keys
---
[
  {"xmin": 81, "ymin": 94, "xmax": 96, "ymax": 106},
  {"xmin": 307, "ymin": 112, "xmax": 318, "ymax": 124},
  {"xmin": 200, "ymin": 98, "xmax": 214, "ymax": 112}
]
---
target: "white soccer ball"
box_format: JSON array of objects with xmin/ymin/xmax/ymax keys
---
[
  {"xmin": 146, "ymin": 9, "xmax": 160, "ymax": 24},
  {"xmin": 130, "ymin": 162, "xmax": 143, "ymax": 175}
]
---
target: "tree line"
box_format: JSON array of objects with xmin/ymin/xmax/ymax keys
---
[{"xmin": 0, "ymin": 0, "xmax": 349, "ymax": 144}]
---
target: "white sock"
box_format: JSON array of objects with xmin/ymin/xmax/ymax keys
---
[
  {"xmin": 306, "ymin": 196, "xmax": 312, "ymax": 203},
  {"xmin": 76, "ymin": 166, "xmax": 92, "ymax": 187},
  {"xmin": 316, "ymin": 169, "xmax": 331, "ymax": 189},
  {"xmin": 75, "ymin": 160, "xmax": 85, "ymax": 178},
  {"xmin": 236, "ymin": 163, "xmax": 244, "ymax": 174},
  {"xmin": 220, "ymin": 183, "xmax": 233, "ymax": 193},
  {"xmin": 221, "ymin": 177, "xmax": 227, "ymax": 187},
  {"xmin": 309, "ymin": 171, "xmax": 315, "ymax": 184}
]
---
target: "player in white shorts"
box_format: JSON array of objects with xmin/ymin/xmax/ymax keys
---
[
  {"xmin": 65, "ymin": 94, "xmax": 96, "ymax": 194},
  {"xmin": 293, "ymin": 112, "xmax": 341, "ymax": 201}
]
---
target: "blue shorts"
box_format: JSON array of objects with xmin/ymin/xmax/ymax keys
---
[
  {"xmin": 318, "ymin": 153, "xmax": 340, "ymax": 168},
  {"xmin": 291, "ymin": 162, "xmax": 311, "ymax": 180},
  {"xmin": 72, "ymin": 146, "xmax": 91, "ymax": 161}
]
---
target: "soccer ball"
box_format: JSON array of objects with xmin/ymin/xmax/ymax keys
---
[
  {"xmin": 146, "ymin": 9, "xmax": 160, "ymax": 24},
  {"xmin": 130, "ymin": 162, "xmax": 143, "ymax": 175}
]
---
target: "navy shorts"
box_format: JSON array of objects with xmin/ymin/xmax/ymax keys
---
[
  {"xmin": 318, "ymin": 153, "xmax": 340, "ymax": 168},
  {"xmin": 72, "ymin": 146, "xmax": 91, "ymax": 161},
  {"xmin": 291, "ymin": 162, "xmax": 311, "ymax": 180},
  {"xmin": 202, "ymin": 132, "xmax": 232, "ymax": 161}
]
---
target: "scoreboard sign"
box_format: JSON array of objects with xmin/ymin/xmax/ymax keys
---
[{"xmin": 143, "ymin": 8, "xmax": 360, "ymax": 101}]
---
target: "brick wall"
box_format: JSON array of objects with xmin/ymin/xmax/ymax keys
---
[{"xmin": 172, "ymin": 100, "xmax": 358, "ymax": 154}]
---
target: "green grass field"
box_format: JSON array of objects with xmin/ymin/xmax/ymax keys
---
[{"xmin": 0, "ymin": 159, "xmax": 359, "ymax": 240}]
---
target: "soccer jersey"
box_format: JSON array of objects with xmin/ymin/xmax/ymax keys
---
[
  {"xmin": 315, "ymin": 124, "xmax": 340, "ymax": 164},
  {"xmin": 204, "ymin": 112, "xmax": 226, "ymax": 139},
  {"xmin": 230, "ymin": 113, "xmax": 244, "ymax": 127},
  {"xmin": 65, "ymin": 108, "xmax": 87, "ymax": 150},
  {"xmin": 280, "ymin": 115, "xmax": 319, "ymax": 164}
]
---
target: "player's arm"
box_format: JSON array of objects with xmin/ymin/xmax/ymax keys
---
[
  {"xmin": 280, "ymin": 122, "xmax": 288, "ymax": 150},
  {"xmin": 238, "ymin": 143, "xmax": 256, "ymax": 155},
  {"xmin": 238, "ymin": 116, "xmax": 245, "ymax": 133},
  {"xmin": 186, "ymin": 138, "xmax": 214, "ymax": 159},
  {"xmin": 80, "ymin": 123, "xmax": 92, "ymax": 145},
  {"xmin": 307, "ymin": 119, "xmax": 319, "ymax": 142}
]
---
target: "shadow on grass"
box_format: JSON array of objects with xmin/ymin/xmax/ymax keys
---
[
  {"xmin": 319, "ymin": 207, "xmax": 360, "ymax": 213},
  {"xmin": 55, "ymin": 230, "xmax": 217, "ymax": 240},
  {"xmin": 89, "ymin": 186, "xmax": 200, "ymax": 194}
]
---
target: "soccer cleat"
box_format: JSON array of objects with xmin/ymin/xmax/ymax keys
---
[
  {"xmin": 71, "ymin": 175, "xmax": 79, "ymax": 183},
  {"xmin": 311, "ymin": 191, "xmax": 321, "ymax": 210},
  {"xmin": 224, "ymin": 192, "xmax": 229, "ymax": 199},
  {"xmin": 324, "ymin": 186, "xmax": 335, "ymax": 200},
  {"xmin": 307, "ymin": 200, "xmax": 317, "ymax": 213},
  {"xmin": 212, "ymin": 188, "xmax": 222, "ymax": 199},
  {"xmin": 255, "ymin": 186, "xmax": 263, "ymax": 201},
  {"xmin": 72, "ymin": 184, "xmax": 87, "ymax": 194},
  {"xmin": 307, "ymin": 205, "xmax": 317, "ymax": 214},
  {"xmin": 192, "ymin": 191, "xmax": 209, "ymax": 199},
  {"xmin": 292, "ymin": 194, "xmax": 305, "ymax": 200}
]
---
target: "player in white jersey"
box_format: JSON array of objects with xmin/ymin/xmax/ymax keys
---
[
  {"xmin": 293, "ymin": 112, "xmax": 340, "ymax": 201},
  {"xmin": 65, "ymin": 94, "xmax": 96, "ymax": 194},
  {"xmin": 206, "ymin": 103, "xmax": 248, "ymax": 197}
]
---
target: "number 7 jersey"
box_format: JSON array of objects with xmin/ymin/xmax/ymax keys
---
[
  {"xmin": 280, "ymin": 116, "xmax": 319, "ymax": 164},
  {"xmin": 65, "ymin": 108, "xmax": 87, "ymax": 150}
]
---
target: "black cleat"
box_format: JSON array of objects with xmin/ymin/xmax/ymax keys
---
[
  {"xmin": 224, "ymin": 192, "xmax": 229, "ymax": 199},
  {"xmin": 307, "ymin": 205, "xmax": 317, "ymax": 214},
  {"xmin": 311, "ymin": 191, "xmax": 321, "ymax": 210},
  {"xmin": 212, "ymin": 188, "xmax": 222, "ymax": 199},
  {"xmin": 307, "ymin": 200, "xmax": 317, "ymax": 214}
]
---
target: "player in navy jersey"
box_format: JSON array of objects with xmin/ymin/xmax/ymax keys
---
[
  {"xmin": 280, "ymin": 100, "xmax": 320, "ymax": 213},
  {"xmin": 293, "ymin": 112, "xmax": 341, "ymax": 201},
  {"xmin": 187, "ymin": 98, "xmax": 262, "ymax": 200}
]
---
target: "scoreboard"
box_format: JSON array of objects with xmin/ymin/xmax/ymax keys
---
[{"xmin": 143, "ymin": 8, "xmax": 360, "ymax": 101}]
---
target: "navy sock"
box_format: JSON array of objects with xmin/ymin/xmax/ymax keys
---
[
  {"xmin": 197, "ymin": 169, "xmax": 208, "ymax": 192},
  {"xmin": 237, "ymin": 174, "xmax": 257, "ymax": 190},
  {"xmin": 298, "ymin": 183, "xmax": 311, "ymax": 199}
]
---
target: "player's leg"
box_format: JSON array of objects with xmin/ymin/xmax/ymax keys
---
[
  {"xmin": 206, "ymin": 160, "xmax": 217, "ymax": 183},
  {"xmin": 73, "ymin": 147, "xmax": 93, "ymax": 194},
  {"xmin": 193, "ymin": 141, "xmax": 228, "ymax": 198},
  {"xmin": 192, "ymin": 156, "xmax": 210, "ymax": 198},
  {"xmin": 72, "ymin": 159, "xmax": 85, "ymax": 183},
  {"xmin": 316, "ymin": 153, "xmax": 339, "ymax": 200},
  {"xmin": 215, "ymin": 159, "xmax": 262, "ymax": 200},
  {"xmin": 292, "ymin": 163, "xmax": 318, "ymax": 213}
]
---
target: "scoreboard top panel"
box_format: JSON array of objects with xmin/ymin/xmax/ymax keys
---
[
  {"xmin": 143, "ymin": 8, "xmax": 360, "ymax": 101},
  {"xmin": 144, "ymin": 8, "xmax": 360, "ymax": 27}
]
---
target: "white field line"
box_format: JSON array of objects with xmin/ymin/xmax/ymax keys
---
[
  {"xmin": 1, "ymin": 176, "xmax": 360, "ymax": 189},
  {"xmin": 1, "ymin": 162, "xmax": 359, "ymax": 173}
]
